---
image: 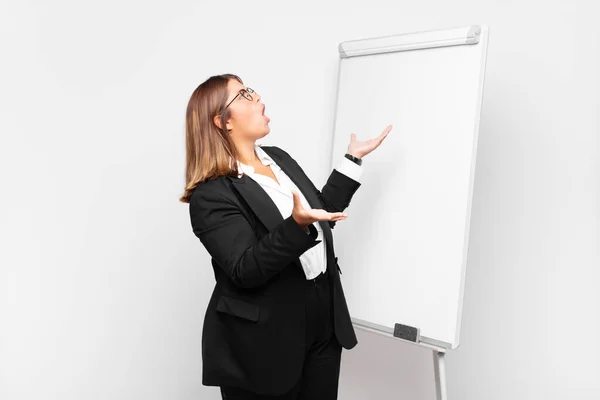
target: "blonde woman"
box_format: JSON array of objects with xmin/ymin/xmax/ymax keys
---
[{"xmin": 181, "ymin": 74, "xmax": 391, "ymax": 400}]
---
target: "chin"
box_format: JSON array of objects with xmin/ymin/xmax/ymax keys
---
[{"xmin": 257, "ymin": 128, "xmax": 270, "ymax": 139}]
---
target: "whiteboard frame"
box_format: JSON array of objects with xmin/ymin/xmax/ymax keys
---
[{"xmin": 329, "ymin": 25, "xmax": 489, "ymax": 350}]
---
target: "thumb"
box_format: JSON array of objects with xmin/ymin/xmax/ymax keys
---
[{"xmin": 291, "ymin": 190, "xmax": 302, "ymax": 210}]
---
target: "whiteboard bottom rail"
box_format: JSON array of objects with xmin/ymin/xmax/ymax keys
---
[
  {"xmin": 352, "ymin": 319, "xmax": 449, "ymax": 399},
  {"xmin": 351, "ymin": 318, "xmax": 451, "ymax": 351}
]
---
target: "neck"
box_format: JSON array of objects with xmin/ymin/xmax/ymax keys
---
[{"xmin": 233, "ymin": 137, "xmax": 260, "ymax": 166}]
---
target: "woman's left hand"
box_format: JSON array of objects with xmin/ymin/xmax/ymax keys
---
[{"xmin": 347, "ymin": 124, "xmax": 392, "ymax": 159}]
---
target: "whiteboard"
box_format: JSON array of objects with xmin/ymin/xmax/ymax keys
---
[{"xmin": 329, "ymin": 26, "xmax": 489, "ymax": 349}]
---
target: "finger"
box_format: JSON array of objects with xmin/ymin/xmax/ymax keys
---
[
  {"xmin": 378, "ymin": 125, "xmax": 391, "ymax": 137},
  {"xmin": 329, "ymin": 212, "xmax": 347, "ymax": 220},
  {"xmin": 308, "ymin": 209, "xmax": 343, "ymax": 221},
  {"xmin": 377, "ymin": 129, "xmax": 391, "ymax": 144},
  {"xmin": 380, "ymin": 126, "xmax": 391, "ymax": 138}
]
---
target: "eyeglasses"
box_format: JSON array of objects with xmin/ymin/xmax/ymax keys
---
[{"xmin": 223, "ymin": 87, "xmax": 256, "ymax": 111}]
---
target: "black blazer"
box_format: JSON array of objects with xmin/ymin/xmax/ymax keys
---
[{"xmin": 189, "ymin": 145, "xmax": 361, "ymax": 396}]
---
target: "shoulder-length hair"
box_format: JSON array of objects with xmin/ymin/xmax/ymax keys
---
[{"xmin": 179, "ymin": 73, "xmax": 243, "ymax": 203}]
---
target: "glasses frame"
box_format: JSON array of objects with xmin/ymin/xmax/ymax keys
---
[{"xmin": 222, "ymin": 87, "xmax": 255, "ymax": 112}]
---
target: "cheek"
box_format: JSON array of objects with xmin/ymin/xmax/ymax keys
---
[
  {"xmin": 241, "ymin": 108, "xmax": 262, "ymax": 126},
  {"xmin": 235, "ymin": 107, "xmax": 254, "ymax": 123},
  {"xmin": 231, "ymin": 105, "xmax": 262, "ymax": 130}
]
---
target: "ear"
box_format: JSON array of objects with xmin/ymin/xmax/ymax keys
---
[
  {"xmin": 213, "ymin": 115, "xmax": 222, "ymax": 130},
  {"xmin": 213, "ymin": 115, "xmax": 232, "ymax": 132}
]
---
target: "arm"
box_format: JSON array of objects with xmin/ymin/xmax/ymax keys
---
[
  {"xmin": 316, "ymin": 168, "xmax": 361, "ymax": 230},
  {"xmin": 318, "ymin": 155, "xmax": 363, "ymax": 214},
  {"xmin": 190, "ymin": 188, "xmax": 320, "ymax": 289}
]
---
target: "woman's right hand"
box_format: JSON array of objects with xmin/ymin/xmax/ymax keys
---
[{"xmin": 291, "ymin": 190, "xmax": 347, "ymax": 229}]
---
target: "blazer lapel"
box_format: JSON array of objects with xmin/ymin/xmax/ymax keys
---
[
  {"xmin": 227, "ymin": 173, "xmax": 285, "ymax": 234},
  {"xmin": 261, "ymin": 147, "xmax": 336, "ymax": 270},
  {"xmin": 261, "ymin": 148, "xmax": 329, "ymax": 231}
]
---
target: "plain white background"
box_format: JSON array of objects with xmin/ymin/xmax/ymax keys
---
[{"xmin": 0, "ymin": 1, "xmax": 598, "ymax": 399}]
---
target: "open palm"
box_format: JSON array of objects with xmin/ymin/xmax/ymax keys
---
[
  {"xmin": 291, "ymin": 191, "xmax": 347, "ymax": 228},
  {"xmin": 347, "ymin": 124, "xmax": 392, "ymax": 159}
]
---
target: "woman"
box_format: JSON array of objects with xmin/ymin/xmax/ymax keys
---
[{"xmin": 180, "ymin": 74, "xmax": 391, "ymax": 400}]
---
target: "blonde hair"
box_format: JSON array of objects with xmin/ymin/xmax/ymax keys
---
[{"xmin": 179, "ymin": 74, "xmax": 243, "ymax": 203}]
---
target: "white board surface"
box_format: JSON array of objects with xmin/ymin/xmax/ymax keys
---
[{"xmin": 330, "ymin": 26, "xmax": 489, "ymax": 349}]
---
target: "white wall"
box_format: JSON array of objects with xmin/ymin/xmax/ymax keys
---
[{"xmin": 1, "ymin": 1, "xmax": 598, "ymax": 399}]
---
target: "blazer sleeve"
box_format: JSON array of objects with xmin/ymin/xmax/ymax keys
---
[{"xmin": 190, "ymin": 187, "xmax": 321, "ymax": 288}]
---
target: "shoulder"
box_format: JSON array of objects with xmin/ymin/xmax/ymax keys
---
[{"xmin": 189, "ymin": 176, "xmax": 237, "ymax": 207}]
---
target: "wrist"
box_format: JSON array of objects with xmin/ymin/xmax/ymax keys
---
[
  {"xmin": 293, "ymin": 216, "xmax": 309, "ymax": 230},
  {"xmin": 344, "ymin": 152, "xmax": 363, "ymax": 166}
]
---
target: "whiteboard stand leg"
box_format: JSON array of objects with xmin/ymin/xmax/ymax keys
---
[{"xmin": 433, "ymin": 351, "xmax": 447, "ymax": 400}]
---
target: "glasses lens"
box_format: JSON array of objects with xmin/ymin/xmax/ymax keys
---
[{"xmin": 241, "ymin": 88, "xmax": 253, "ymax": 101}]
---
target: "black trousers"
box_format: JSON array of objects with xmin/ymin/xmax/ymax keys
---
[{"xmin": 220, "ymin": 269, "xmax": 342, "ymax": 400}]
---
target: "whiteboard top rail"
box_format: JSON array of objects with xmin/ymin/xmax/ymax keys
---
[{"xmin": 339, "ymin": 25, "xmax": 482, "ymax": 58}]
